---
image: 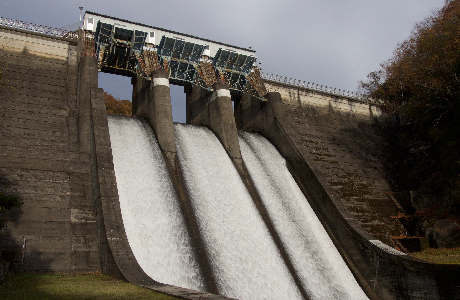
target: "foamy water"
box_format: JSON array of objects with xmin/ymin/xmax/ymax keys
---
[
  {"xmin": 107, "ymin": 115, "xmax": 204, "ymax": 291},
  {"xmin": 239, "ymin": 131, "xmax": 369, "ymax": 300},
  {"xmin": 175, "ymin": 123, "xmax": 302, "ymax": 300}
]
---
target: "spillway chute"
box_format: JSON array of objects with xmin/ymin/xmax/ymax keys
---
[
  {"xmin": 239, "ymin": 131, "xmax": 369, "ymax": 300},
  {"xmin": 175, "ymin": 123, "xmax": 303, "ymax": 300},
  {"xmin": 107, "ymin": 115, "xmax": 205, "ymax": 291}
]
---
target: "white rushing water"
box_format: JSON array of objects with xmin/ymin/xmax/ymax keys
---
[
  {"xmin": 107, "ymin": 115, "xmax": 204, "ymax": 291},
  {"xmin": 239, "ymin": 131, "xmax": 369, "ymax": 300},
  {"xmin": 175, "ymin": 124, "xmax": 303, "ymax": 300}
]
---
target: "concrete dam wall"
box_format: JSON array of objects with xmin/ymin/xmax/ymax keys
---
[
  {"xmin": 0, "ymin": 26, "xmax": 100, "ymax": 272},
  {"xmin": 1, "ymin": 25, "xmax": 460, "ymax": 299},
  {"xmin": 263, "ymin": 80, "xmax": 401, "ymax": 245}
]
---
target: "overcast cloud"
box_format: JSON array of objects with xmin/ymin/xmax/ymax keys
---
[{"xmin": 2, "ymin": 0, "xmax": 445, "ymax": 122}]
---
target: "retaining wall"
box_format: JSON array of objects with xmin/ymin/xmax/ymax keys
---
[{"xmin": 265, "ymin": 80, "xmax": 383, "ymax": 118}]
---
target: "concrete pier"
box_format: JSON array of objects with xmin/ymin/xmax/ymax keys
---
[
  {"xmin": 132, "ymin": 70, "xmax": 176, "ymax": 167},
  {"xmin": 185, "ymin": 81, "xmax": 243, "ymax": 172}
]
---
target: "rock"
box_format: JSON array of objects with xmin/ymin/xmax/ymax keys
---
[{"xmin": 432, "ymin": 219, "xmax": 460, "ymax": 248}]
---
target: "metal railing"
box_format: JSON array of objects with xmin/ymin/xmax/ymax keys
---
[
  {"xmin": 0, "ymin": 16, "xmax": 78, "ymax": 39},
  {"xmin": 260, "ymin": 72, "xmax": 383, "ymax": 105}
]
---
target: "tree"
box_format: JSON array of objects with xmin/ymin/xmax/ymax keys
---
[
  {"xmin": 104, "ymin": 92, "xmax": 132, "ymax": 116},
  {"xmin": 360, "ymin": 0, "xmax": 460, "ymax": 216}
]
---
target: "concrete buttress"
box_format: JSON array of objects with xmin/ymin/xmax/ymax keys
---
[
  {"xmin": 78, "ymin": 55, "xmax": 98, "ymax": 152},
  {"xmin": 132, "ymin": 70, "xmax": 176, "ymax": 167}
]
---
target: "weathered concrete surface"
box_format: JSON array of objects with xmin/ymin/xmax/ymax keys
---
[
  {"xmin": 264, "ymin": 79, "xmax": 404, "ymax": 245},
  {"xmin": 0, "ymin": 26, "xmax": 98, "ymax": 273},
  {"xmin": 2, "ymin": 23, "xmax": 459, "ymax": 300},
  {"xmin": 132, "ymin": 70, "xmax": 176, "ymax": 166},
  {"xmin": 235, "ymin": 90, "xmax": 460, "ymax": 300},
  {"xmin": 282, "ymin": 105, "xmax": 404, "ymax": 245},
  {"xmin": 185, "ymin": 82, "xmax": 243, "ymax": 172},
  {"xmin": 265, "ymin": 80, "xmax": 383, "ymax": 118},
  {"xmin": 207, "ymin": 81, "xmax": 242, "ymax": 168}
]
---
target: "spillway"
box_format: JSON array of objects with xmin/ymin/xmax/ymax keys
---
[
  {"xmin": 107, "ymin": 115, "xmax": 205, "ymax": 291},
  {"xmin": 107, "ymin": 115, "xmax": 369, "ymax": 300},
  {"xmin": 239, "ymin": 131, "xmax": 369, "ymax": 300},
  {"xmin": 174, "ymin": 124, "xmax": 303, "ymax": 300}
]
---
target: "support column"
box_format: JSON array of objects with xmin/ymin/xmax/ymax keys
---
[
  {"xmin": 132, "ymin": 70, "xmax": 176, "ymax": 167},
  {"xmin": 234, "ymin": 91, "xmax": 284, "ymax": 133},
  {"xmin": 207, "ymin": 81, "xmax": 243, "ymax": 171},
  {"xmin": 150, "ymin": 70, "xmax": 176, "ymax": 166},
  {"xmin": 131, "ymin": 76, "xmax": 150, "ymax": 119},
  {"xmin": 266, "ymin": 91, "xmax": 285, "ymax": 120},
  {"xmin": 185, "ymin": 85, "xmax": 210, "ymax": 125}
]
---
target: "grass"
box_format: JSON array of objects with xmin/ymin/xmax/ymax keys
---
[
  {"xmin": 409, "ymin": 247, "xmax": 460, "ymax": 264},
  {"xmin": 0, "ymin": 272, "xmax": 181, "ymax": 300}
]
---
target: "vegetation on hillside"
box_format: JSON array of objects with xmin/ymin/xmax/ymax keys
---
[
  {"xmin": 359, "ymin": 0, "xmax": 460, "ymax": 220},
  {"xmin": 105, "ymin": 92, "xmax": 132, "ymax": 116}
]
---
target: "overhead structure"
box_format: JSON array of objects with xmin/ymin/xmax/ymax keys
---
[{"xmin": 83, "ymin": 11, "xmax": 267, "ymax": 98}]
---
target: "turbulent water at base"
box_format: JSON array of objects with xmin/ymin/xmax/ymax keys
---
[
  {"xmin": 239, "ymin": 131, "xmax": 369, "ymax": 300},
  {"xmin": 107, "ymin": 115, "xmax": 205, "ymax": 291},
  {"xmin": 175, "ymin": 124, "xmax": 303, "ymax": 300}
]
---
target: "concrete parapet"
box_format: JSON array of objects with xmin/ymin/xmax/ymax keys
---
[
  {"xmin": 0, "ymin": 26, "xmax": 74, "ymax": 60},
  {"xmin": 264, "ymin": 80, "xmax": 384, "ymax": 120}
]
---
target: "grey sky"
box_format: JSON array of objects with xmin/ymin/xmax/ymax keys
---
[{"xmin": 2, "ymin": 0, "xmax": 445, "ymax": 122}]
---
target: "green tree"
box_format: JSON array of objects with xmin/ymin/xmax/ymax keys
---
[{"xmin": 360, "ymin": 0, "xmax": 460, "ymax": 215}]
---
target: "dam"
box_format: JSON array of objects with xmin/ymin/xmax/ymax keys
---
[{"xmin": 1, "ymin": 12, "xmax": 459, "ymax": 300}]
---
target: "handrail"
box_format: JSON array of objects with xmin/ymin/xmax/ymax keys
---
[
  {"xmin": 0, "ymin": 16, "xmax": 78, "ymax": 39},
  {"xmin": 260, "ymin": 71, "xmax": 383, "ymax": 105}
]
